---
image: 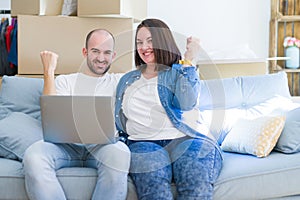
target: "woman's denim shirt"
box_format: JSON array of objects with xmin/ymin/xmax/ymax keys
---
[{"xmin": 115, "ymin": 63, "xmax": 220, "ymax": 150}]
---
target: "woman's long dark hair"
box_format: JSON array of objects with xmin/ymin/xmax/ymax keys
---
[{"xmin": 135, "ymin": 19, "xmax": 182, "ymax": 71}]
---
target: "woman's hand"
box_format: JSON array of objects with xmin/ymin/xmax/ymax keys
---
[
  {"xmin": 184, "ymin": 36, "xmax": 200, "ymax": 65},
  {"xmin": 40, "ymin": 51, "xmax": 59, "ymax": 75}
]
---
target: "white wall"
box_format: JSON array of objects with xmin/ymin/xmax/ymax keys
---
[
  {"xmin": 1, "ymin": 0, "xmax": 270, "ymax": 59},
  {"xmin": 147, "ymin": 0, "xmax": 270, "ymax": 60},
  {"xmin": 0, "ymin": 0, "xmax": 10, "ymax": 9},
  {"xmin": 0, "ymin": 0, "xmax": 11, "ymax": 23}
]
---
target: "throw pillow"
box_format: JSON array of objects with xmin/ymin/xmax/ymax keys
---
[
  {"xmin": 199, "ymin": 71, "xmax": 291, "ymax": 110},
  {"xmin": 0, "ymin": 146, "xmax": 18, "ymax": 160},
  {"xmin": 275, "ymin": 107, "xmax": 300, "ymax": 153},
  {"xmin": 221, "ymin": 116, "xmax": 285, "ymax": 158},
  {"xmin": 0, "ymin": 112, "xmax": 43, "ymax": 161},
  {"xmin": 0, "ymin": 75, "xmax": 44, "ymax": 120}
]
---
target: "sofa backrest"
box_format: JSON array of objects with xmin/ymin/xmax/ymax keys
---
[
  {"xmin": 197, "ymin": 71, "xmax": 294, "ymax": 144},
  {"xmin": 198, "ymin": 71, "xmax": 291, "ymax": 110},
  {"xmin": 0, "ymin": 72, "xmax": 292, "ymax": 121}
]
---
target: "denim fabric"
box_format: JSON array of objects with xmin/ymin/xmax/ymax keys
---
[
  {"xmin": 23, "ymin": 140, "xmax": 130, "ymax": 200},
  {"xmin": 128, "ymin": 137, "xmax": 222, "ymax": 200},
  {"xmin": 115, "ymin": 64, "xmax": 223, "ymax": 199}
]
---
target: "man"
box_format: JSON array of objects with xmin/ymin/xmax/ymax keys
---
[{"xmin": 23, "ymin": 29, "xmax": 130, "ymax": 200}]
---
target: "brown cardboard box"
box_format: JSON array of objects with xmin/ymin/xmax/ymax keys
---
[
  {"xmin": 18, "ymin": 15, "xmax": 134, "ymax": 75},
  {"xmin": 198, "ymin": 59, "xmax": 268, "ymax": 80},
  {"xmin": 11, "ymin": 0, "xmax": 63, "ymax": 17},
  {"xmin": 77, "ymin": 0, "xmax": 147, "ymax": 21}
]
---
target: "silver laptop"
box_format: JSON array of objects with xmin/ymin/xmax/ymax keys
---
[{"xmin": 40, "ymin": 95, "xmax": 117, "ymax": 144}]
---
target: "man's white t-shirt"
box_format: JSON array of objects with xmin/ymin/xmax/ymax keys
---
[{"xmin": 55, "ymin": 72, "xmax": 123, "ymax": 96}]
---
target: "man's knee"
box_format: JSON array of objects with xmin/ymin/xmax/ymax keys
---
[
  {"xmin": 23, "ymin": 141, "xmax": 49, "ymax": 175},
  {"xmin": 93, "ymin": 141, "xmax": 130, "ymax": 172}
]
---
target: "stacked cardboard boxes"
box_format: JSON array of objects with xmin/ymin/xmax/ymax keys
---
[
  {"xmin": 77, "ymin": 0, "xmax": 147, "ymax": 22},
  {"xmin": 11, "ymin": 0, "xmax": 64, "ymax": 16},
  {"xmin": 11, "ymin": 0, "xmax": 147, "ymax": 75},
  {"xmin": 197, "ymin": 59, "xmax": 268, "ymax": 80}
]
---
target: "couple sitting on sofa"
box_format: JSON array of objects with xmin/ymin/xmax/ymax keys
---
[{"xmin": 23, "ymin": 18, "xmax": 222, "ymax": 200}]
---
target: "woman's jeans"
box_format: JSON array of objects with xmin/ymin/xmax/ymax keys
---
[
  {"xmin": 23, "ymin": 140, "xmax": 130, "ymax": 200},
  {"xmin": 128, "ymin": 136, "xmax": 222, "ymax": 200}
]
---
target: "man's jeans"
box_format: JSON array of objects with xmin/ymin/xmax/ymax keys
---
[
  {"xmin": 128, "ymin": 136, "xmax": 222, "ymax": 200},
  {"xmin": 23, "ymin": 140, "xmax": 130, "ymax": 200}
]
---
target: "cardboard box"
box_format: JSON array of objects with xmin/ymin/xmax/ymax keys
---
[
  {"xmin": 78, "ymin": 0, "xmax": 147, "ymax": 21},
  {"xmin": 18, "ymin": 15, "xmax": 134, "ymax": 75},
  {"xmin": 197, "ymin": 59, "xmax": 268, "ymax": 80},
  {"xmin": 11, "ymin": 0, "xmax": 63, "ymax": 17}
]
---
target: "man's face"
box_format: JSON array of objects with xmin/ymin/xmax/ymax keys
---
[{"xmin": 85, "ymin": 33, "xmax": 116, "ymax": 76}]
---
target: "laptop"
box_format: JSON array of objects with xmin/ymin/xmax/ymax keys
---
[{"xmin": 40, "ymin": 95, "xmax": 117, "ymax": 144}]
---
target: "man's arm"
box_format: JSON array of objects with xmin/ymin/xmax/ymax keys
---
[{"xmin": 40, "ymin": 51, "xmax": 58, "ymax": 95}]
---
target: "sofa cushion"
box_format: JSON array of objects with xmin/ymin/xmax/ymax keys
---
[
  {"xmin": 221, "ymin": 115, "xmax": 285, "ymax": 157},
  {"xmin": 200, "ymin": 95, "xmax": 294, "ymax": 145},
  {"xmin": 5, "ymin": 152, "xmax": 300, "ymax": 200},
  {"xmin": 0, "ymin": 145, "xmax": 19, "ymax": 160},
  {"xmin": 199, "ymin": 71, "xmax": 291, "ymax": 110},
  {"xmin": 0, "ymin": 158, "xmax": 27, "ymax": 200},
  {"xmin": 214, "ymin": 151, "xmax": 300, "ymax": 200},
  {"xmin": 275, "ymin": 107, "xmax": 300, "ymax": 153},
  {"xmin": 2, "ymin": 150, "xmax": 300, "ymax": 200},
  {"xmin": 0, "ymin": 75, "xmax": 44, "ymax": 120},
  {"xmin": 198, "ymin": 72, "xmax": 293, "ymax": 144},
  {"xmin": 0, "ymin": 112, "xmax": 43, "ymax": 161}
]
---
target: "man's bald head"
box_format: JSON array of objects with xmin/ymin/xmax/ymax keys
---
[{"xmin": 85, "ymin": 29, "xmax": 115, "ymax": 49}]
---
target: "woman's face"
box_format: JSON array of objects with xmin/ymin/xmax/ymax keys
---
[{"xmin": 136, "ymin": 27, "xmax": 155, "ymax": 64}]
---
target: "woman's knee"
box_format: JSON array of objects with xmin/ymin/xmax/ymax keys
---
[
  {"xmin": 129, "ymin": 142, "xmax": 171, "ymax": 174},
  {"xmin": 129, "ymin": 143, "xmax": 173, "ymax": 200},
  {"xmin": 172, "ymin": 139, "xmax": 222, "ymax": 196},
  {"xmin": 129, "ymin": 142, "xmax": 173, "ymax": 200}
]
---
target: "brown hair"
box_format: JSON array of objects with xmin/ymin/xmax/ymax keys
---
[{"xmin": 135, "ymin": 19, "xmax": 182, "ymax": 71}]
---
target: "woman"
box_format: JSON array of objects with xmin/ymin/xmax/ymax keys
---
[{"xmin": 115, "ymin": 18, "xmax": 222, "ymax": 200}]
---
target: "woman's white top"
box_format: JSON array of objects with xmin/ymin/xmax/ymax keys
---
[{"xmin": 122, "ymin": 75, "xmax": 185, "ymax": 140}]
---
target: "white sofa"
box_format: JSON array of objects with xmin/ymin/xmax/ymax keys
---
[{"xmin": 0, "ymin": 71, "xmax": 299, "ymax": 199}]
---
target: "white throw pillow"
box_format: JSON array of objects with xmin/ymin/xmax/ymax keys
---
[{"xmin": 221, "ymin": 116, "xmax": 285, "ymax": 157}]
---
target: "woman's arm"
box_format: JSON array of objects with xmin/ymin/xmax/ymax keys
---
[
  {"xmin": 173, "ymin": 37, "xmax": 201, "ymax": 110},
  {"xmin": 173, "ymin": 65, "xmax": 200, "ymax": 110}
]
